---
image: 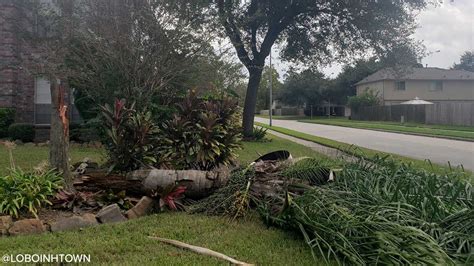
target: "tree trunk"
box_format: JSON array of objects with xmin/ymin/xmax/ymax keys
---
[
  {"xmin": 75, "ymin": 168, "xmax": 230, "ymax": 199},
  {"xmin": 49, "ymin": 78, "xmax": 74, "ymax": 191},
  {"xmin": 242, "ymin": 66, "xmax": 264, "ymax": 137}
]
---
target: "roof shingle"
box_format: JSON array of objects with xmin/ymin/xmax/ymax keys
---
[{"xmin": 355, "ymin": 67, "xmax": 474, "ymax": 85}]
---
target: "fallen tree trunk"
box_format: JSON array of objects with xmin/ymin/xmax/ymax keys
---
[
  {"xmin": 74, "ymin": 170, "xmax": 143, "ymax": 194},
  {"xmin": 127, "ymin": 168, "xmax": 230, "ymax": 198},
  {"xmin": 75, "ymin": 168, "xmax": 230, "ymax": 199}
]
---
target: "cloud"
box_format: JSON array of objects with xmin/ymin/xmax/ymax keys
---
[
  {"xmin": 318, "ymin": 0, "xmax": 474, "ymax": 77},
  {"xmin": 414, "ymin": 0, "xmax": 474, "ymax": 68}
]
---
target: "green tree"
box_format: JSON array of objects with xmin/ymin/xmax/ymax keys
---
[
  {"xmin": 256, "ymin": 67, "xmax": 282, "ymax": 112},
  {"xmin": 331, "ymin": 59, "xmax": 381, "ymax": 105},
  {"xmin": 163, "ymin": 0, "xmax": 428, "ymax": 136},
  {"xmin": 279, "ymin": 68, "xmax": 330, "ymax": 108},
  {"xmin": 330, "ymin": 45, "xmax": 423, "ymax": 105},
  {"xmin": 453, "ymin": 51, "xmax": 474, "ymax": 72},
  {"xmin": 347, "ymin": 90, "xmax": 381, "ymax": 113}
]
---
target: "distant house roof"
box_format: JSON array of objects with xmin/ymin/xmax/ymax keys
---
[{"xmin": 355, "ymin": 67, "xmax": 474, "ymax": 86}]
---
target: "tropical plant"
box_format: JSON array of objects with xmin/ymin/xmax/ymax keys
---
[
  {"xmin": 156, "ymin": 90, "xmax": 241, "ymax": 170},
  {"xmin": 153, "ymin": 184, "xmax": 187, "ymax": 211},
  {"xmin": 100, "ymin": 99, "xmax": 159, "ymax": 172},
  {"xmin": 243, "ymin": 127, "xmax": 268, "ymax": 142},
  {"xmin": 0, "ymin": 168, "xmax": 63, "ymax": 218}
]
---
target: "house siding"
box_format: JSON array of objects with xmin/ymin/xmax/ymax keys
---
[{"xmin": 356, "ymin": 79, "xmax": 474, "ymax": 105}]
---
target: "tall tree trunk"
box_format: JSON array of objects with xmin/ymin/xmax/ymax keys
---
[
  {"xmin": 242, "ymin": 66, "xmax": 264, "ymax": 137},
  {"xmin": 49, "ymin": 78, "xmax": 74, "ymax": 191}
]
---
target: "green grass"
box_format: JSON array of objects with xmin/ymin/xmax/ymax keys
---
[
  {"xmin": 0, "ymin": 146, "xmax": 105, "ymax": 176},
  {"xmin": 238, "ymin": 134, "xmax": 329, "ymax": 164},
  {"xmin": 257, "ymin": 122, "xmax": 472, "ymax": 178},
  {"xmin": 0, "ymin": 212, "xmax": 315, "ymax": 265},
  {"xmin": 0, "ymin": 134, "xmax": 326, "ymax": 175},
  {"xmin": 0, "ymin": 135, "xmax": 326, "ymax": 265},
  {"xmin": 257, "ymin": 115, "xmax": 474, "ymax": 141},
  {"xmin": 256, "ymin": 114, "xmax": 304, "ymax": 120},
  {"xmin": 300, "ymin": 118, "xmax": 474, "ymax": 141}
]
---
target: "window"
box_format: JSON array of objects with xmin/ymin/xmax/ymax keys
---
[
  {"xmin": 395, "ymin": 81, "xmax": 406, "ymax": 91},
  {"xmin": 35, "ymin": 77, "xmax": 52, "ymax": 124},
  {"xmin": 430, "ymin": 81, "xmax": 443, "ymax": 91}
]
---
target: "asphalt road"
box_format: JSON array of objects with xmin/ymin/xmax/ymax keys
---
[{"xmin": 255, "ymin": 117, "xmax": 474, "ymax": 171}]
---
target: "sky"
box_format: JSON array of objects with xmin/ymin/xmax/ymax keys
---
[{"xmin": 268, "ymin": 0, "xmax": 474, "ymax": 79}]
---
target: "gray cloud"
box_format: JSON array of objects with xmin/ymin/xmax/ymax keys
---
[{"xmin": 414, "ymin": 0, "xmax": 473, "ymax": 68}]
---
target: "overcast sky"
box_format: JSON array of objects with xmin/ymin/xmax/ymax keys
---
[{"xmin": 269, "ymin": 0, "xmax": 474, "ymax": 79}]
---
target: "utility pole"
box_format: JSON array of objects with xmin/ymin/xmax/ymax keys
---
[
  {"xmin": 269, "ymin": 49, "xmax": 273, "ymax": 127},
  {"xmin": 328, "ymin": 99, "xmax": 331, "ymax": 119}
]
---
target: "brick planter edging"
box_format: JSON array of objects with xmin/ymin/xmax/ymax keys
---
[{"xmin": 0, "ymin": 197, "xmax": 156, "ymax": 238}]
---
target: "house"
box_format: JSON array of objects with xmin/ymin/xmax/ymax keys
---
[
  {"xmin": 0, "ymin": 1, "xmax": 81, "ymax": 140},
  {"xmin": 355, "ymin": 67, "xmax": 474, "ymax": 105}
]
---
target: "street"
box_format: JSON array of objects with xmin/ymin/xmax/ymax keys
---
[{"xmin": 255, "ymin": 117, "xmax": 474, "ymax": 171}]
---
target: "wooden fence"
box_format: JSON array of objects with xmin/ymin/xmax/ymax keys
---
[{"xmin": 353, "ymin": 103, "xmax": 474, "ymax": 126}]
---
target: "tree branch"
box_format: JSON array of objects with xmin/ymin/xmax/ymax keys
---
[{"xmin": 217, "ymin": 0, "xmax": 252, "ymax": 68}]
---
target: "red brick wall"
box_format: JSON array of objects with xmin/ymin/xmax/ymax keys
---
[
  {"xmin": 0, "ymin": 1, "xmax": 20, "ymax": 110},
  {"xmin": 0, "ymin": 1, "xmax": 69, "ymax": 125}
]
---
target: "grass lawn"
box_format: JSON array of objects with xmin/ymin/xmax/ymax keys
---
[
  {"xmin": 256, "ymin": 115, "xmax": 474, "ymax": 141},
  {"xmin": 0, "ymin": 134, "xmax": 327, "ymax": 175},
  {"xmin": 0, "ymin": 134, "xmax": 327, "ymax": 265},
  {"xmin": 238, "ymin": 134, "xmax": 329, "ymax": 164},
  {"xmin": 0, "ymin": 146, "xmax": 106, "ymax": 176},
  {"xmin": 257, "ymin": 122, "xmax": 472, "ymax": 178},
  {"xmin": 0, "ymin": 213, "xmax": 315, "ymax": 265}
]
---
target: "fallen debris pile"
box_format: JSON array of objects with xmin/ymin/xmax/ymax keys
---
[{"xmin": 191, "ymin": 153, "xmax": 473, "ymax": 265}]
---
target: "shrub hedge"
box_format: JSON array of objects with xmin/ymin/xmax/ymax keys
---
[
  {"xmin": 0, "ymin": 108, "xmax": 15, "ymax": 138},
  {"xmin": 8, "ymin": 123, "xmax": 35, "ymax": 142}
]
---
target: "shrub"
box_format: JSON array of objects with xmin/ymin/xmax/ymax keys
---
[
  {"xmin": 8, "ymin": 123, "xmax": 35, "ymax": 142},
  {"xmin": 100, "ymin": 99, "xmax": 158, "ymax": 171},
  {"xmin": 70, "ymin": 121, "xmax": 100, "ymax": 143},
  {"xmin": 156, "ymin": 90, "xmax": 241, "ymax": 170},
  {"xmin": 0, "ymin": 168, "xmax": 63, "ymax": 217},
  {"xmin": 0, "ymin": 108, "xmax": 15, "ymax": 138},
  {"xmin": 244, "ymin": 127, "xmax": 268, "ymax": 142},
  {"xmin": 347, "ymin": 89, "xmax": 380, "ymax": 113},
  {"xmin": 100, "ymin": 91, "xmax": 241, "ymax": 171}
]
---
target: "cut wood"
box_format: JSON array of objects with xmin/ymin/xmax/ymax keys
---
[{"xmin": 148, "ymin": 236, "xmax": 253, "ymax": 265}]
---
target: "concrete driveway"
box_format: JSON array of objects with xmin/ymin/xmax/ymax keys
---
[{"xmin": 255, "ymin": 117, "xmax": 474, "ymax": 171}]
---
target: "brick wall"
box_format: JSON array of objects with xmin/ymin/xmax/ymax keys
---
[
  {"xmin": 0, "ymin": 0, "xmax": 20, "ymax": 110},
  {"xmin": 0, "ymin": 1, "xmax": 75, "ymax": 126}
]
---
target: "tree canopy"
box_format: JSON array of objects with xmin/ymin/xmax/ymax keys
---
[
  {"xmin": 279, "ymin": 68, "xmax": 330, "ymax": 108},
  {"xmin": 453, "ymin": 51, "xmax": 474, "ymax": 72},
  {"xmin": 256, "ymin": 66, "xmax": 282, "ymax": 112},
  {"xmin": 162, "ymin": 0, "xmax": 428, "ymax": 136}
]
